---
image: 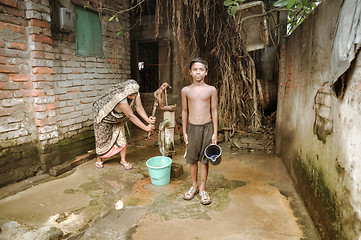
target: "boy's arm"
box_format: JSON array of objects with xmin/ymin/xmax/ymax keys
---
[
  {"xmin": 181, "ymin": 88, "xmax": 188, "ymax": 144},
  {"xmin": 210, "ymin": 87, "xmax": 218, "ymax": 144}
]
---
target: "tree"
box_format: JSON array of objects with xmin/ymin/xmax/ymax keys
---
[{"xmin": 273, "ymin": 0, "xmax": 321, "ymax": 33}]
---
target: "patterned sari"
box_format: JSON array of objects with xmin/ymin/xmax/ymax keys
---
[{"xmin": 92, "ymin": 80, "xmax": 139, "ymax": 157}]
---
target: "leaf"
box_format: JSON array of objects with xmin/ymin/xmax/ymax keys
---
[
  {"xmin": 109, "ymin": 16, "xmax": 115, "ymax": 22},
  {"xmin": 286, "ymin": 0, "xmax": 297, "ymax": 9},
  {"xmin": 301, "ymin": 0, "xmax": 308, "ymax": 7},
  {"xmin": 224, "ymin": 0, "xmax": 234, "ymax": 7},
  {"xmin": 273, "ymin": 0, "xmax": 288, "ymax": 7},
  {"xmin": 115, "ymin": 17, "xmax": 119, "ymax": 22},
  {"xmin": 229, "ymin": 5, "xmax": 239, "ymax": 15},
  {"xmin": 116, "ymin": 32, "xmax": 121, "ymax": 36}
]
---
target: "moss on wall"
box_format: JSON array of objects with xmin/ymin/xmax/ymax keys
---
[
  {"xmin": 292, "ymin": 155, "xmax": 343, "ymax": 240},
  {"xmin": 59, "ymin": 131, "xmax": 95, "ymax": 162},
  {"xmin": 0, "ymin": 142, "xmax": 40, "ymax": 188}
]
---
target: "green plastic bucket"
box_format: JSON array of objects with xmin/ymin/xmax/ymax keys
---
[{"xmin": 146, "ymin": 156, "xmax": 172, "ymax": 186}]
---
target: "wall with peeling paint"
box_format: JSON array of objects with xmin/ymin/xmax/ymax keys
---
[{"xmin": 276, "ymin": 0, "xmax": 361, "ymax": 239}]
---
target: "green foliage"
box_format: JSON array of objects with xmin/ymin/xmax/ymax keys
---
[
  {"xmin": 273, "ymin": 0, "xmax": 321, "ymax": 34},
  {"xmin": 109, "ymin": 14, "xmax": 122, "ymax": 36},
  {"xmin": 223, "ymin": 0, "xmax": 245, "ymax": 16}
]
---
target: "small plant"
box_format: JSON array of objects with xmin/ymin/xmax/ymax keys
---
[{"xmin": 223, "ymin": 0, "xmax": 245, "ymax": 16}]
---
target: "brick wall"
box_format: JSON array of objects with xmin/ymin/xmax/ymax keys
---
[{"xmin": 0, "ymin": 0, "xmax": 131, "ymax": 187}]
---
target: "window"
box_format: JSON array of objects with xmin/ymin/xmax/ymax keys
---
[{"xmin": 75, "ymin": 7, "xmax": 103, "ymax": 56}]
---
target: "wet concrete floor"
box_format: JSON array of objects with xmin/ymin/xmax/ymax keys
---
[{"xmin": 0, "ymin": 141, "xmax": 320, "ymax": 240}]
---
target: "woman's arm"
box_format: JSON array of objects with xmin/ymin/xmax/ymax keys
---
[
  {"xmin": 135, "ymin": 95, "xmax": 155, "ymax": 124},
  {"xmin": 115, "ymin": 102, "xmax": 154, "ymax": 132}
]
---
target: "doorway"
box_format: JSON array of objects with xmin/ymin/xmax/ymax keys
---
[{"xmin": 131, "ymin": 41, "xmax": 159, "ymax": 92}]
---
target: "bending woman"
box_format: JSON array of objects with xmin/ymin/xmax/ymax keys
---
[{"xmin": 92, "ymin": 79, "xmax": 155, "ymax": 170}]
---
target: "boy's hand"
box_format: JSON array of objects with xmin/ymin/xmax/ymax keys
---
[
  {"xmin": 212, "ymin": 133, "xmax": 217, "ymax": 145},
  {"xmin": 183, "ymin": 133, "xmax": 188, "ymax": 145}
]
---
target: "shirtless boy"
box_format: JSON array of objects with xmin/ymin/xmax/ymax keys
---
[{"xmin": 181, "ymin": 57, "xmax": 218, "ymax": 205}]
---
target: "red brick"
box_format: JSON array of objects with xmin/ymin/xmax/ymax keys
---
[
  {"xmin": 9, "ymin": 24, "xmax": 25, "ymax": 33},
  {"xmin": 14, "ymin": 89, "xmax": 31, "ymax": 98},
  {"xmin": 8, "ymin": 41, "xmax": 27, "ymax": 51},
  {"xmin": 0, "ymin": 90, "xmax": 13, "ymax": 99},
  {"xmin": 287, "ymin": 74, "xmax": 294, "ymax": 80},
  {"xmin": 359, "ymin": 82, "xmax": 361, "ymax": 91},
  {"xmin": 0, "ymin": 40, "xmax": 5, "ymax": 48},
  {"xmin": 30, "ymin": 19, "xmax": 50, "ymax": 29},
  {"xmin": 286, "ymin": 81, "xmax": 292, "ymax": 88},
  {"xmin": 285, "ymin": 87, "xmax": 290, "ymax": 95},
  {"xmin": 35, "ymin": 118, "xmax": 47, "ymax": 127},
  {"xmin": 46, "ymin": 104, "xmax": 55, "ymax": 110},
  {"xmin": 32, "ymin": 89, "xmax": 45, "ymax": 97},
  {"xmin": 42, "ymin": 28, "xmax": 52, "ymax": 37},
  {"xmin": 34, "ymin": 104, "xmax": 46, "ymax": 112},
  {"xmin": 21, "ymin": 82, "xmax": 33, "ymax": 89},
  {"xmin": 31, "ymin": 35, "xmax": 52, "ymax": 44},
  {"xmin": 31, "ymin": 51, "xmax": 45, "ymax": 59},
  {"xmin": 33, "ymin": 67, "xmax": 53, "ymax": 74},
  {"xmin": 0, "ymin": 22, "xmax": 25, "ymax": 33},
  {"xmin": 9, "ymin": 74, "xmax": 30, "ymax": 82},
  {"xmin": 31, "ymin": 42, "xmax": 44, "ymax": 51},
  {"xmin": 0, "ymin": 56, "xmax": 5, "ymax": 64},
  {"xmin": 32, "ymin": 74, "xmax": 50, "ymax": 82},
  {"xmin": 0, "ymin": 0, "xmax": 18, "ymax": 8},
  {"xmin": 0, "ymin": 107, "xmax": 12, "ymax": 116},
  {"xmin": 2, "ymin": 4, "xmax": 24, "ymax": 18},
  {"xmin": 47, "ymin": 116, "xmax": 57, "ymax": 125},
  {"xmin": 0, "ymin": 65, "xmax": 18, "ymax": 73},
  {"xmin": 288, "ymin": 67, "xmax": 292, "ymax": 75},
  {"xmin": 0, "ymin": 82, "xmax": 20, "ymax": 90},
  {"xmin": 67, "ymin": 87, "xmax": 81, "ymax": 93}
]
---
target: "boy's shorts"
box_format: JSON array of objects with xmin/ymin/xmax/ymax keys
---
[{"xmin": 186, "ymin": 121, "xmax": 213, "ymax": 164}]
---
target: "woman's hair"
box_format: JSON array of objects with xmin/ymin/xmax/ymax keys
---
[{"xmin": 189, "ymin": 57, "xmax": 208, "ymax": 71}]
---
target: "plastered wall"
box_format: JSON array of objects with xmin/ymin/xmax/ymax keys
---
[{"xmin": 276, "ymin": 0, "xmax": 361, "ymax": 239}]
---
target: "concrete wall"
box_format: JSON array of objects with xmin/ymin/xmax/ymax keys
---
[
  {"xmin": 276, "ymin": 0, "xmax": 361, "ymax": 239},
  {"xmin": 0, "ymin": 0, "xmax": 130, "ymax": 187}
]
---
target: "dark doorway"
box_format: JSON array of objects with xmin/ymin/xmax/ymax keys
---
[{"xmin": 131, "ymin": 41, "xmax": 159, "ymax": 93}]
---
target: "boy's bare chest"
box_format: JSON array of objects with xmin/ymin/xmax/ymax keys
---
[{"xmin": 187, "ymin": 90, "xmax": 211, "ymax": 101}]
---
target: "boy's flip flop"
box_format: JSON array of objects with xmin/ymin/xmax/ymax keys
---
[
  {"xmin": 199, "ymin": 191, "xmax": 211, "ymax": 205},
  {"xmin": 183, "ymin": 186, "xmax": 199, "ymax": 200}
]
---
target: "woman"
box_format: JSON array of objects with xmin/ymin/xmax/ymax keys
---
[{"xmin": 92, "ymin": 79, "xmax": 155, "ymax": 170}]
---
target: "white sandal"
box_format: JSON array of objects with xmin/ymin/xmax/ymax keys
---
[
  {"xmin": 199, "ymin": 191, "xmax": 211, "ymax": 205},
  {"xmin": 183, "ymin": 186, "xmax": 199, "ymax": 200}
]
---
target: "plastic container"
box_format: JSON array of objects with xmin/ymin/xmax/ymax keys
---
[
  {"xmin": 146, "ymin": 156, "xmax": 172, "ymax": 186},
  {"xmin": 204, "ymin": 144, "xmax": 222, "ymax": 165}
]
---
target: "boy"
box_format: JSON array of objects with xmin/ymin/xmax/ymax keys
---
[{"xmin": 181, "ymin": 57, "xmax": 218, "ymax": 205}]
